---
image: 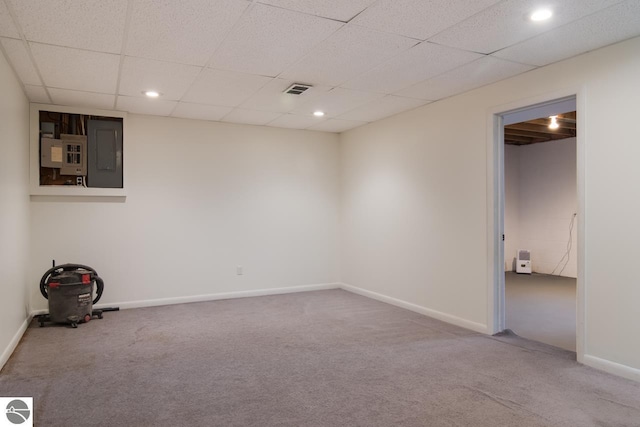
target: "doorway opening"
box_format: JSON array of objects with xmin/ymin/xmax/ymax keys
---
[
  {"xmin": 488, "ymin": 93, "xmax": 585, "ymax": 360},
  {"xmin": 504, "ymin": 109, "xmax": 577, "ymax": 351}
]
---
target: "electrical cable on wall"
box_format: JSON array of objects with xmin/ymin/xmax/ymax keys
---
[{"xmin": 551, "ymin": 213, "xmax": 577, "ymax": 276}]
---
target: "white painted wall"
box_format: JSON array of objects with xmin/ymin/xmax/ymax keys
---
[
  {"xmin": 504, "ymin": 144, "xmax": 520, "ymax": 272},
  {"xmin": 0, "ymin": 49, "xmax": 30, "ymax": 367},
  {"xmin": 505, "ymin": 138, "xmax": 577, "ymax": 277},
  {"xmin": 340, "ymin": 36, "xmax": 640, "ymax": 373},
  {"xmin": 29, "ymin": 115, "xmax": 340, "ymax": 310}
]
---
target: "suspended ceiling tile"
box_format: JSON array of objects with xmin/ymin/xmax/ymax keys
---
[
  {"xmin": 171, "ymin": 102, "xmax": 233, "ymax": 122},
  {"xmin": 222, "ymin": 108, "xmax": 282, "ymax": 126},
  {"xmin": 267, "ymin": 114, "xmax": 325, "ymax": 130},
  {"xmin": 240, "ymin": 78, "xmax": 333, "ymax": 113},
  {"xmin": 338, "ymin": 95, "xmax": 429, "ymax": 122},
  {"xmin": 30, "ymin": 43, "xmax": 119, "ymax": 94},
  {"xmin": 126, "ymin": 0, "xmax": 250, "ymax": 66},
  {"xmin": 395, "ymin": 56, "xmax": 534, "ymax": 101},
  {"xmin": 351, "ymin": 0, "xmax": 501, "ymax": 40},
  {"xmin": 307, "ymin": 118, "xmax": 367, "ymax": 133},
  {"xmin": 256, "ymin": 0, "xmax": 377, "ymax": 22},
  {"xmin": 341, "ymin": 42, "xmax": 483, "ymax": 94},
  {"xmin": 279, "ymin": 25, "xmax": 417, "ymax": 87},
  {"xmin": 429, "ymin": 0, "xmax": 623, "ymax": 54},
  {"xmin": 48, "ymin": 88, "xmax": 115, "ymax": 110},
  {"xmin": 23, "ymin": 85, "xmax": 50, "ymax": 104},
  {"xmin": 492, "ymin": 1, "xmax": 640, "ymax": 67},
  {"xmin": 119, "ymin": 57, "xmax": 201, "ymax": 100},
  {"xmin": 0, "ymin": 1, "xmax": 19, "ymax": 38},
  {"xmin": 7, "ymin": 0, "xmax": 127, "ymax": 53},
  {"xmin": 0, "ymin": 37, "xmax": 41, "ymax": 86},
  {"xmin": 183, "ymin": 68, "xmax": 272, "ymax": 107},
  {"xmin": 291, "ymin": 87, "xmax": 385, "ymax": 118},
  {"xmin": 210, "ymin": 4, "xmax": 342, "ymax": 77},
  {"xmin": 116, "ymin": 95, "xmax": 177, "ymax": 116}
]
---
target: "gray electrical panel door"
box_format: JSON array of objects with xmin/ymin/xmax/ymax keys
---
[{"xmin": 87, "ymin": 119, "xmax": 123, "ymax": 188}]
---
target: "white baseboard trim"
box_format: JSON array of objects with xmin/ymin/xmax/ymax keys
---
[
  {"xmin": 0, "ymin": 317, "xmax": 31, "ymax": 372},
  {"xmin": 339, "ymin": 282, "xmax": 488, "ymax": 334},
  {"xmin": 32, "ymin": 282, "xmax": 339, "ymax": 312},
  {"xmin": 583, "ymin": 354, "xmax": 640, "ymax": 382}
]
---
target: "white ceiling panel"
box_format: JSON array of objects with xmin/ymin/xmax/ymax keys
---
[
  {"xmin": 119, "ymin": 57, "xmax": 201, "ymax": 100},
  {"xmin": 0, "ymin": 38, "xmax": 41, "ymax": 86},
  {"xmin": 222, "ymin": 108, "xmax": 282, "ymax": 126},
  {"xmin": 338, "ymin": 95, "xmax": 429, "ymax": 122},
  {"xmin": 256, "ymin": 0, "xmax": 377, "ymax": 22},
  {"xmin": 172, "ymin": 102, "xmax": 233, "ymax": 122},
  {"xmin": 23, "ymin": 85, "xmax": 50, "ymax": 103},
  {"xmin": 210, "ymin": 4, "xmax": 342, "ymax": 77},
  {"xmin": 396, "ymin": 56, "xmax": 534, "ymax": 101},
  {"xmin": 240, "ymin": 78, "xmax": 333, "ymax": 113},
  {"xmin": 307, "ymin": 118, "xmax": 367, "ymax": 133},
  {"xmin": 267, "ymin": 114, "xmax": 326, "ymax": 130},
  {"xmin": 429, "ymin": 0, "xmax": 624, "ymax": 54},
  {"xmin": 492, "ymin": 1, "xmax": 640, "ymax": 67},
  {"xmin": 30, "ymin": 43, "xmax": 120, "ymax": 94},
  {"xmin": 280, "ymin": 25, "xmax": 417, "ymax": 87},
  {"xmin": 49, "ymin": 88, "xmax": 115, "ymax": 110},
  {"xmin": 8, "ymin": 0, "xmax": 127, "ymax": 54},
  {"xmin": 342, "ymin": 42, "xmax": 483, "ymax": 94},
  {"xmin": 0, "ymin": 1, "xmax": 19, "ymax": 38},
  {"xmin": 126, "ymin": 0, "xmax": 250, "ymax": 66},
  {"xmin": 352, "ymin": 0, "xmax": 501, "ymax": 41},
  {"xmin": 183, "ymin": 68, "xmax": 272, "ymax": 107},
  {"xmin": 116, "ymin": 96, "xmax": 177, "ymax": 116},
  {"xmin": 291, "ymin": 87, "xmax": 385, "ymax": 118}
]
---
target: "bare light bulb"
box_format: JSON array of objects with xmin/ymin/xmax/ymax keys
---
[
  {"xmin": 549, "ymin": 115, "xmax": 559, "ymax": 129},
  {"xmin": 530, "ymin": 9, "xmax": 552, "ymax": 21}
]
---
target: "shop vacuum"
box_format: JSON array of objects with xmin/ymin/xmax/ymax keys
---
[{"xmin": 35, "ymin": 262, "xmax": 119, "ymax": 328}]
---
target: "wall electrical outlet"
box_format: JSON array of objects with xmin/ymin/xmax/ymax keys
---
[{"xmin": 236, "ymin": 265, "xmax": 243, "ymax": 275}]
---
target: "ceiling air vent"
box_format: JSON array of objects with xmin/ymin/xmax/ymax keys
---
[{"xmin": 284, "ymin": 83, "xmax": 312, "ymax": 95}]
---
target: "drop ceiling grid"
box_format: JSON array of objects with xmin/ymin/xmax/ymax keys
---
[
  {"xmin": 337, "ymin": 95, "xmax": 430, "ymax": 123},
  {"xmin": 492, "ymin": 0, "xmax": 640, "ymax": 67},
  {"xmin": 428, "ymin": 0, "xmax": 626, "ymax": 54},
  {"xmin": 118, "ymin": 56, "xmax": 202, "ymax": 100},
  {"xmin": 29, "ymin": 43, "xmax": 120, "ymax": 94},
  {"xmin": 340, "ymin": 42, "xmax": 485, "ymax": 94},
  {"xmin": 239, "ymin": 78, "xmax": 334, "ymax": 113},
  {"xmin": 1, "ymin": 0, "xmax": 639, "ymax": 132},
  {"xmin": 0, "ymin": 37, "xmax": 41, "ymax": 86},
  {"xmin": 350, "ymin": 0, "xmax": 503, "ymax": 41},
  {"xmin": 124, "ymin": 0, "xmax": 251, "ymax": 66},
  {"xmin": 0, "ymin": 0, "xmax": 18, "ymax": 38},
  {"xmin": 278, "ymin": 24, "xmax": 419, "ymax": 87},
  {"xmin": 395, "ymin": 56, "xmax": 535, "ymax": 101},
  {"xmin": 48, "ymin": 88, "xmax": 115, "ymax": 110},
  {"xmin": 256, "ymin": 0, "xmax": 378, "ymax": 22},
  {"xmin": 6, "ymin": 0, "xmax": 128, "ymax": 54},
  {"xmin": 208, "ymin": 3, "xmax": 344, "ymax": 77},
  {"xmin": 182, "ymin": 68, "xmax": 273, "ymax": 107},
  {"xmin": 171, "ymin": 103, "xmax": 233, "ymax": 122}
]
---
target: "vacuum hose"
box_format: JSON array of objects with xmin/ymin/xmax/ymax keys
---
[{"xmin": 40, "ymin": 263, "xmax": 104, "ymax": 305}]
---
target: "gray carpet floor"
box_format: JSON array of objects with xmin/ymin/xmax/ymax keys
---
[
  {"xmin": 506, "ymin": 272, "xmax": 577, "ymax": 351},
  {"xmin": 1, "ymin": 289, "xmax": 639, "ymax": 426}
]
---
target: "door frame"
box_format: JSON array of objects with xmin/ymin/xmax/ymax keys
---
[{"xmin": 486, "ymin": 87, "xmax": 586, "ymax": 363}]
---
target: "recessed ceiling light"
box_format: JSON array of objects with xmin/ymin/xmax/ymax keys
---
[
  {"xmin": 313, "ymin": 111, "xmax": 325, "ymax": 117},
  {"xmin": 143, "ymin": 90, "xmax": 160, "ymax": 98},
  {"xmin": 530, "ymin": 8, "xmax": 552, "ymax": 21}
]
